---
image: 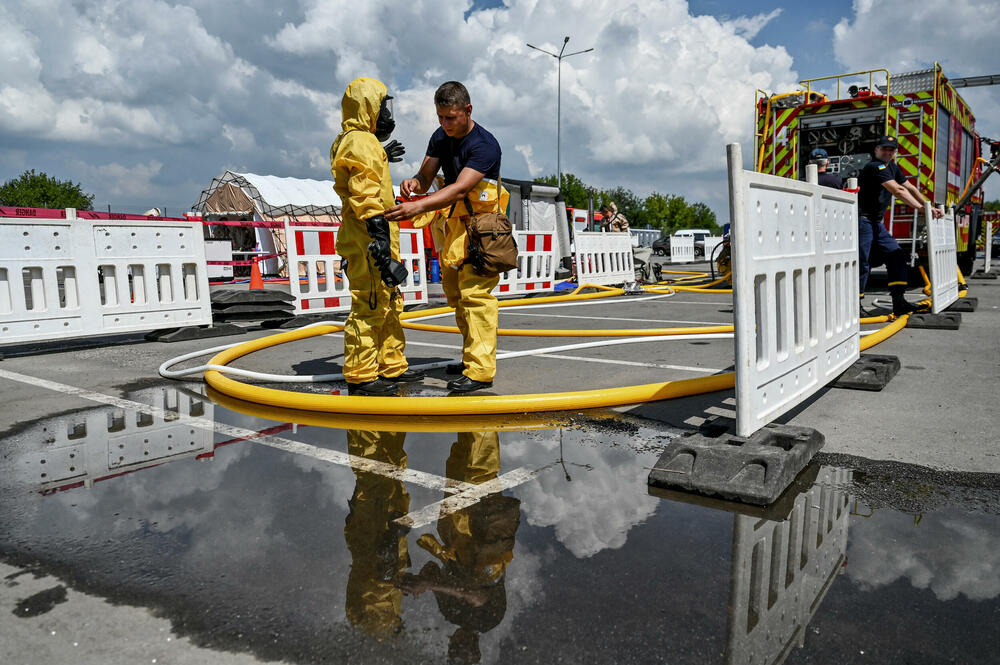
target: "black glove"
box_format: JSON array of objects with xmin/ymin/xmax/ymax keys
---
[
  {"xmin": 365, "ymin": 215, "xmax": 409, "ymax": 287},
  {"xmin": 383, "ymin": 139, "xmax": 405, "ymax": 163}
]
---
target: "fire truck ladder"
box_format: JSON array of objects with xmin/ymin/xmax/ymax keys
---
[{"xmin": 891, "ymin": 108, "xmax": 925, "ymax": 264}]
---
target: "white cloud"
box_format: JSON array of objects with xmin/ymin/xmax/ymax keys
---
[
  {"xmin": 1, "ymin": 0, "xmax": 802, "ymax": 214},
  {"xmin": 72, "ymin": 160, "xmax": 164, "ymax": 198},
  {"xmin": 847, "ymin": 508, "xmax": 1000, "ymax": 602}
]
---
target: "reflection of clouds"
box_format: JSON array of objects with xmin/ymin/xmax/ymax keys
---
[
  {"xmin": 847, "ymin": 507, "xmax": 1000, "ymax": 601},
  {"xmin": 504, "ymin": 429, "xmax": 660, "ymax": 558}
]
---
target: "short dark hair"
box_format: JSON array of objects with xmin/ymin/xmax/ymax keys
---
[{"xmin": 435, "ymin": 81, "xmax": 471, "ymax": 108}]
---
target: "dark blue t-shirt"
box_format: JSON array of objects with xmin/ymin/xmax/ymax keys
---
[
  {"xmin": 426, "ymin": 123, "xmax": 501, "ymax": 184},
  {"xmin": 858, "ymin": 158, "xmax": 906, "ymax": 220}
]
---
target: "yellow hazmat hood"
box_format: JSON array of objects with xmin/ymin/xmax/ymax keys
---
[{"xmin": 340, "ymin": 77, "xmax": 388, "ymax": 134}]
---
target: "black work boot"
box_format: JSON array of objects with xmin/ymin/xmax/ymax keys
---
[
  {"xmin": 890, "ymin": 285, "xmax": 921, "ymax": 316},
  {"xmin": 347, "ymin": 378, "xmax": 400, "ymax": 396},
  {"xmin": 382, "ymin": 368, "xmax": 426, "ymax": 382},
  {"xmin": 447, "ymin": 375, "xmax": 493, "ymax": 394}
]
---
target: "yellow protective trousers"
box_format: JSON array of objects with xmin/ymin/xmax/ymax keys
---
[
  {"xmin": 339, "ymin": 220, "xmax": 408, "ymax": 383},
  {"xmin": 442, "ymin": 264, "xmax": 500, "ymax": 382}
]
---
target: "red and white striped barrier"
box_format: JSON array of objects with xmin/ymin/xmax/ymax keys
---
[
  {"xmin": 494, "ymin": 231, "xmax": 556, "ymax": 296},
  {"xmin": 284, "ymin": 221, "xmax": 427, "ymax": 315}
]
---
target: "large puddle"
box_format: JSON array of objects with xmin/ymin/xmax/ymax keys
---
[{"xmin": 1, "ymin": 386, "xmax": 998, "ymax": 664}]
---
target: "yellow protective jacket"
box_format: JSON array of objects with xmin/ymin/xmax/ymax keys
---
[{"xmin": 330, "ymin": 77, "xmax": 395, "ymax": 226}]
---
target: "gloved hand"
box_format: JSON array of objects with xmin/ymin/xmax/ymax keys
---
[
  {"xmin": 365, "ymin": 214, "xmax": 409, "ymax": 287},
  {"xmin": 383, "ymin": 139, "xmax": 405, "ymax": 163}
]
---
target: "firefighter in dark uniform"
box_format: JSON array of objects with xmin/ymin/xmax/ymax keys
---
[
  {"xmin": 807, "ymin": 148, "xmax": 843, "ymax": 189},
  {"xmin": 857, "ymin": 135, "xmax": 942, "ymax": 315}
]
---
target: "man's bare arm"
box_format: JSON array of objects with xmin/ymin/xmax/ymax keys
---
[
  {"xmin": 386, "ymin": 167, "xmax": 485, "ymax": 221},
  {"xmin": 884, "ymin": 180, "xmax": 943, "ymax": 218},
  {"xmin": 399, "ymin": 156, "xmax": 441, "ymax": 198}
]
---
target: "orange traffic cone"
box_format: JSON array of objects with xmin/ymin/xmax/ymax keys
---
[{"xmin": 249, "ymin": 258, "xmax": 264, "ymax": 290}]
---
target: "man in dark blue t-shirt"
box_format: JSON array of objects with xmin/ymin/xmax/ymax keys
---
[
  {"xmin": 856, "ymin": 135, "xmax": 941, "ymax": 316},
  {"xmin": 385, "ymin": 81, "xmax": 504, "ymax": 393}
]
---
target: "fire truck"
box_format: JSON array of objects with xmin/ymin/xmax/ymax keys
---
[{"xmin": 754, "ymin": 64, "xmax": 1000, "ymax": 275}]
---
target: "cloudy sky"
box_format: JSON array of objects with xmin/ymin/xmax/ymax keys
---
[{"xmin": 1, "ymin": 0, "xmax": 998, "ymax": 217}]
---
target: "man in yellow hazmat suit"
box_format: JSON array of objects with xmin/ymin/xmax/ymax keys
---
[
  {"xmin": 331, "ymin": 77, "xmax": 424, "ymax": 396},
  {"xmin": 386, "ymin": 81, "xmax": 507, "ymax": 393}
]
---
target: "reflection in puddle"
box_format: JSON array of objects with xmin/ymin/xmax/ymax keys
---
[{"xmin": 1, "ymin": 394, "xmax": 998, "ymax": 664}]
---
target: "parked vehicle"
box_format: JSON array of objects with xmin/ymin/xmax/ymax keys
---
[{"xmin": 653, "ymin": 229, "xmax": 712, "ymax": 257}]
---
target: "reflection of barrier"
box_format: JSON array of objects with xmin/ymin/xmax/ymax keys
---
[
  {"xmin": 1, "ymin": 213, "xmax": 212, "ymax": 345},
  {"xmin": 925, "ymin": 204, "xmax": 959, "ymax": 313},
  {"xmin": 284, "ymin": 222, "xmax": 427, "ymax": 315},
  {"xmin": 725, "ymin": 466, "xmax": 851, "ymax": 665},
  {"xmin": 669, "ymin": 235, "xmax": 695, "ymax": 263},
  {"xmin": 729, "ymin": 145, "xmax": 860, "ymax": 437},
  {"xmin": 10, "ymin": 388, "xmax": 214, "ymax": 492},
  {"xmin": 573, "ymin": 231, "xmax": 635, "ymax": 285},
  {"xmin": 495, "ymin": 231, "xmax": 556, "ymax": 295},
  {"xmin": 703, "ymin": 236, "xmax": 724, "ymax": 261}
]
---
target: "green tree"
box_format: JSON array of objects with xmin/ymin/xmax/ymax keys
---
[
  {"xmin": 985, "ymin": 199, "xmax": 1000, "ymax": 212},
  {"xmin": 0, "ymin": 169, "xmax": 94, "ymax": 209},
  {"xmin": 534, "ymin": 172, "xmax": 592, "ymax": 208}
]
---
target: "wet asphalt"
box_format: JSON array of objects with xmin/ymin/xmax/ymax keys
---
[{"xmin": 1, "ymin": 258, "xmax": 999, "ymax": 664}]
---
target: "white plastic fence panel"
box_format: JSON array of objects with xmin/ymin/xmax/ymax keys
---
[
  {"xmin": 1, "ymin": 216, "xmax": 211, "ymax": 345},
  {"xmin": 669, "ymin": 236, "xmax": 695, "ymax": 264},
  {"xmin": 703, "ymin": 236, "xmax": 724, "ymax": 261},
  {"xmin": 925, "ymin": 204, "xmax": 959, "ymax": 314},
  {"xmin": 574, "ymin": 232, "xmax": 635, "ymax": 285},
  {"xmin": 985, "ymin": 216, "xmax": 994, "ymax": 273},
  {"xmin": 398, "ymin": 228, "xmax": 427, "ymax": 306},
  {"xmin": 92, "ymin": 222, "xmax": 211, "ymax": 334},
  {"xmin": 284, "ymin": 221, "xmax": 351, "ymax": 315},
  {"xmin": 728, "ymin": 144, "xmax": 860, "ymax": 437},
  {"xmin": 205, "ymin": 240, "xmax": 233, "ymax": 280},
  {"xmin": 630, "ymin": 229, "xmax": 659, "ymax": 247},
  {"xmin": 494, "ymin": 231, "xmax": 556, "ymax": 296}
]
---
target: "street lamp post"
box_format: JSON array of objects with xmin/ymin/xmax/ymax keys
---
[{"xmin": 526, "ymin": 36, "xmax": 593, "ymax": 191}]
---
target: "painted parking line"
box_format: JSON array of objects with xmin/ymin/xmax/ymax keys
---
[
  {"xmin": 0, "ymin": 367, "xmax": 549, "ymax": 523},
  {"xmin": 502, "ymin": 312, "xmax": 730, "ymax": 326}
]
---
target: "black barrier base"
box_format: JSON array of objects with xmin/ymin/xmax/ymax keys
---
[
  {"xmin": 833, "ymin": 354, "xmax": 900, "ymax": 391},
  {"xmin": 946, "ymin": 297, "xmax": 977, "ymax": 312},
  {"xmin": 145, "ymin": 324, "xmax": 246, "ymax": 343},
  {"xmin": 211, "ymin": 290, "xmax": 296, "ymax": 305},
  {"xmin": 907, "ymin": 312, "xmax": 962, "ymax": 329},
  {"xmin": 278, "ymin": 314, "xmax": 345, "ymax": 329},
  {"xmin": 647, "ymin": 420, "xmax": 824, "ymax": 505},
  {"xmin": 970, "ymin": 271, "xmax": 997, "ymax": 280}
]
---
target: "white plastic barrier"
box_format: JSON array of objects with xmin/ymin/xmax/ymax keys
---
[
  {"xmin": 702, "ymin": 236, "xmax": 724, "ymax": 261},
  {"xmin": 284, "ymin": 222, "xmax": 427, "ymax": 315},
  {"xmin": 285, "ymin": 222, "xmax": 350, "ymax": 314},
  {"xmin": 984, "ymin": 216, "xmax": 994, "ymax": 273},
  {"xmin": 495, "ymin": 231, "xmax": 557, "ymax": 296},
  {"xmin": 1, "ymin": 214, "xmax": 211, "ymax": 345},
  {"xmin": 630, "ymin": 228, "xmax": 659, "ymax": 247},
  {"xmin": 925, "ymin": 204, "xmax": 959, "ymax": 314},
  {"xmin": 669, "ymin": 235, "xmax": 695, "ymax": 264},
  {"xmin": 728, "ymin": 145, "xmax": 860, "ymax": 437},
  {"xmin": 397, "ymin": 228, "xmax": 427, "ymax": 306},
  {"xmin": 574, "ymin": 231, "xmax": 635, "ymax": 285}
]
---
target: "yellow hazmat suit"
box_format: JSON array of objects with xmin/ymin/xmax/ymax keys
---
[
  {"xmin": 414, "ymin": 180, "xmax": 510, "ymax": 383},
  {"xmin": 344, "ymin": 428, "xmax": 410, "ymax": 637},
  {"xmin": 330, "ymin": 77, "xmax": 408, "ymax": 384}
]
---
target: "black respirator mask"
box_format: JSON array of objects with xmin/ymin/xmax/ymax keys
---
[{"xmin": 374, "ymin": 95, "xmax": 395, "ymax": 141}]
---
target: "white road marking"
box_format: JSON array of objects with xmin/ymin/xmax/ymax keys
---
[
  {"xmin": 502, "ymin": 312, "xmax": 729, "ymax": 326},
  {"xmin": 0, "ymin": 367, "xmax": 548, "ymax": 520},
  {"xmin": 536, "ymin": 353, "xmax": 722, "ymax": 374}
]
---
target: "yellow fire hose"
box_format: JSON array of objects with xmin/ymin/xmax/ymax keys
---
[{"xmin": 203, "ymin": 280, "xmax": 916, "ymax": 416}]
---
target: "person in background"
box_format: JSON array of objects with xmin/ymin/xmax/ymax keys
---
[
  {"xmin": 857, "ymin": 135, "xmax": 942, "ymax": 316},
  {"xmin": 807, "ymin": 148, "xmax": 843, "ymax": 189},
  {"xmin": 600, "ymin": 202, "xmax": 629, "ymax": 232},
  {"xmin": 330, "ymin": 77, "xmax": 424, "ymax": 396},
  {"xmin": 386, "ymin": 81, "xmax": 507, "ymax": 394}
]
